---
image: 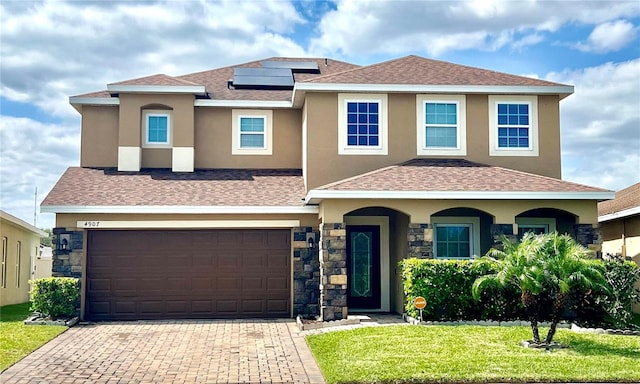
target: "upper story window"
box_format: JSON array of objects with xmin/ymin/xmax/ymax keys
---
[
  {"xmin": 416, "ymin": 95, "xmax": 466, "ymax": 156},
  {"xmin": 143, "ymin": 110, "xmax": 172, "ymax": 148},
  {"xmin": 232, "ymin": 109, "xmax": 273, "ymax": 155},
  {"xmin": 338, "ymin": 94, "xmax": 388, "ymax": 155},
  {"xmin": 488, "ymin": 95, "xmax": 538, "ymax": 157}
]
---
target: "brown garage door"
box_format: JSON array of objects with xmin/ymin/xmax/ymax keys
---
[{"xmin": 86, "ymin": 229, "xmax": 291, "ymax": 320}]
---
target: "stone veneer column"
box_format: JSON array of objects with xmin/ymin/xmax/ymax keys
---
[
  {"xmin": 52, "ymin": 228, "xmax": 84, "ymax": 279},
  {"xmin": 407, "ymin": 223, "xmax": 433, "ymax": 259},
  {"xmin": 292, "ymin": 227, "xmax": 320, "ymax": 317},
  {"xmin": 574, "ymin": 224, "xmax": 602, "ymax": 256},
  {"xmin": 319, "ymin": 222, "xmax": 347, "ymax": 321}
]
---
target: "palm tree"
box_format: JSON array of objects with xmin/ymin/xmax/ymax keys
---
[
  {"xmin": 537, "ymin": 232, "xmax": 608, "ymax": 343},
  {"xmin": 472, "ymin": 232, "xmax": 547, "ymax": 343}
]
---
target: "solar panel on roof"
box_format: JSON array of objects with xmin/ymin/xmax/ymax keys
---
[
  {"xmin": 232, "ymin": 67, "xmax": 294, "ymax": 88},
  {"xmin": 262, "ymin": 61, "xmax": 319, "ymax": 72}
]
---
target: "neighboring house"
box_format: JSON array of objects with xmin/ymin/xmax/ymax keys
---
[
  {"xmin": 598, "ymin": 182, "xmax": 640, "ymax": 312},
  {"xmin": 0, "ymin": 210, "xmax": 47, "ymax": 306},
  {"xmin": 42, "ymin": 55, "xmax": 614, "ymax": 322},
  {"xmin": 32, "ymin": 246, "xmax": 53, "ymax": 281}
]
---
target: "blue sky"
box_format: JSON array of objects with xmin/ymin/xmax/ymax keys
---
[{"xmin": 1, "ymin": 0, "xmax": 639, "ymax": 229}]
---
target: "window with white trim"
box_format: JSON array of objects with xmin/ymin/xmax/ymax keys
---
[
  {"xmin": 417, "ymin": 95, "xmax": 466, "ymax": 156},
  {"xmin": 143, "ymin": 110, "xmax": 172, "ymax": 147},
  {"xmin": 516, "ymin": 217, "xmax": 556, "ymax": 238},
  {"xmin": 488, "ymin": 95, "xmax": 538, "ymax": 156},
  {"xmin": 432, "ymin": 217, "xmax": 480, "ymax": 259},
  {"xmin": 232, "ymin": 110, "xmax": 273, "ymax": 155},
  {"xmin": 1, "ymin": 237, "xmax": 7, "ymax": 288},
  {"xmin": 338, "ymin": 94, "xmax": 388, "ymax": 155},
  {"xmin": 15, "ymin": 241, "xmax": 21, "ymax": 288}
]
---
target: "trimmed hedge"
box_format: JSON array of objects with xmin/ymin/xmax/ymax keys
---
[
  {"xmin": 401, "ymin": 258, "xmax": 526, "ymax": 321},
  {"xmin": 29, "ymin": 277, "xmax": 80, "ymax": 319},
  {"xmin": 401, "ymin": 258, "xmax": 640, "ymax": 327}
]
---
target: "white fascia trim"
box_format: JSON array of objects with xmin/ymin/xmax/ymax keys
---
[
  {"xmin": 294, "ymin": 83, "xmax": 574, "ymax": 95},
  {"xmin": 76, "ymin": 220, "xmax": 301, "ymax": 229},
  {"xmin": 304, "ymin": 190, "xmax": 615, "ymax": 204},
  {"xmin": 598, "ymin": 206, "xmax": 640, "ymax": 222},
  {"xmin": 41, "ymin": 205, "xmax": 319, "ymax": 214},
  {"xmin": 69, "ymin": 97, "xmax": 120, "ymax": 106},
  {"xmin": 106, "ymin": 85, "xmax": 207, "ymax": 95},
  {"xmin": 194, "ymin": 100, "xmax": 292, "ymax": 108}
]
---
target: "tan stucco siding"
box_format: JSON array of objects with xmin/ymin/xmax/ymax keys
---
[
  {"xmin": 117, "ymin": 93, "xmax": 195, "ymax": 148},
  {"xmin": 0, "ymin": 219, "xmax": 41, "ymax": 306},
  {"xmin": 319, "ymin": 199, "xmax": 598, "ymax": 225},
  {"xmin": 141, "ymin": 148, "xmax": 172, "ymax": 168},
  {"xmin": 305, "ymin": 92, "xmax": 562, "ymax": 189},
  {"xmin": 80, "ymin": 106, "xmax": 119, "ymax": 167},
  {"xmin": 194, "ymin": 108, "xmax": 302, "ymax": 169},
  {"xmin": 601, "ymin": 216, "xmax": 640, "ymax": 258}
]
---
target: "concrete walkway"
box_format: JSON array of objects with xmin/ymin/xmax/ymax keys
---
[{"xmin": 1, "ymin": 319, "xmax": 325, "ymax": 384}]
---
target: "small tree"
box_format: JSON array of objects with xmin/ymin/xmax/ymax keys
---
[
  {"xmin": 473, "ymin": 232, "xmax": 608, "ymax": 345},
  {"xmin": 472, "ymin": 232, "xmax": 547, "ymax": 342},
  {"xmin": 537, "ymin": 232, "xmax": 607, "ymax": 343}
]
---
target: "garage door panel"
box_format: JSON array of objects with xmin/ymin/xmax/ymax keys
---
[{"xmin": 87, "ymin": 229, "xmax": 291, "ymax": 320}]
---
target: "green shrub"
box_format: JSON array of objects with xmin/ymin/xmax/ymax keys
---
[
  {"xmin": 29, "ymin": 277, "xmax": 80, "ymax": 319},
  {"xmin": 400, "ymin": 258, "xmax": 525, "ymax": 321},
  {"xmin": 572, "ymin": 260, "xmax": 640, "ymax": 328}
]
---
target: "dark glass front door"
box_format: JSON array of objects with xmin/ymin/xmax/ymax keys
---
[{"xmin": 346, "ymin": 225, "xmax": 381, "ymax": 309}]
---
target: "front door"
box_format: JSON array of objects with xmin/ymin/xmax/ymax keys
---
[{"xmin": 346, "ymin": 225, "xmax": 381, "ymax": 309}]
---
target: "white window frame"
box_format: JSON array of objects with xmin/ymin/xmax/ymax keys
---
[
  {"xmin": 338, "ymin": 93, "xmax": 388, "ymax": 155},
  {"xmin": 232, "ymin": 109, "xmax": 273, "ymax": 155},
  {"xmin": 516, "ymin": 217, "xmax": 556, "ymax": 236},
  {"xmin": 416, "ymin": 94, "xmax": 467, "ymax": 156},
  {"xmin": 1, "ymin": 237, "xmax": 7, "ymax": 288},
  {"xmin": 15, "ymin": 241, "xmax": 21, "ymax": 288},
  {"xmin": 431, "ymin": 217, "xmax": 481, "ymax": 259},
  {"xmin": 142, "ymin": 110, "xmax": 172, "ymax": 148},
  {"xmin": 488, "ymin": 95, "xmax": 538, "ymax": 156}
]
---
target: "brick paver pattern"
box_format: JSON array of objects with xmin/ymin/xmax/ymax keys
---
[{"xmin": 1, "ymin": 319, "xmax": 325, "ymax": 384}]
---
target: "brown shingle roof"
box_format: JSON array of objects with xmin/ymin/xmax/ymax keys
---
[
  {"xmin": 598, "ymin": 182, "xmax": 640, "ymax": 216},
  {"xmin": 109, "ymin": 74, "xmax": 202, "ymax": 87},
  {"xmin": 306, "ymin": 55, "xmax": 567, "ymax": 87},
  {"xmin": 315, "ymin": 159, "xmax": 609, "ymax": 193},
  {"xmin": 73, "ymin": 57, "xmax": 360, "ymax": 100},
  {"xmin": 42, "ymin": 167, "xmax": 306, "ymax": 207}
]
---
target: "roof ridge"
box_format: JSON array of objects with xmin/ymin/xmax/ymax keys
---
[{"xmin": 303, "ymin": 55, "xmax": 412, "ymax": 83}]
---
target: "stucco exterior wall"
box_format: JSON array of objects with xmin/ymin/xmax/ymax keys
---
[
  {"xmin": 80, "ymin": 106, "xmax": 119, "ymax": 167},
  {"xmin": 1, "ymin": 216, "xmax": 43, "ymax": 305},
  {"xmin": 304, "ymin": 92, "xmax": 562, "ymax": 189},
  {"xmin": 194, "ymin": 108, "xmax": 301, "ymax": 169}
]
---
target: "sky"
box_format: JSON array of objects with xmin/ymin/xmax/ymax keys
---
[{"xmin": 1, "ymin": 0, "xmax": 639, "ymax": 230}]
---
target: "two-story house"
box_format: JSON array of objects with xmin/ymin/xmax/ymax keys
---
[{"xmin": 42, "ymin": 55, "xmax": 613, "ymax": 322}]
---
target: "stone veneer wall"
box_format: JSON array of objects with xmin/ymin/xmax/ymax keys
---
[
  {"xmin": 574, "ymin": 224, "xmax": 602, "ymax": 256},
  {"xmin": 319, "ymin": 222, "xmax": 348, "ymax": 321},
  {"xmin": 407, "ymin": 223, "xmax": 432, "ymax": 258},
  {"xmin": 292, "ymin": 227, "xmax": 320, "ymax": 317},
  {"xmin": 52, "ymin": 228, "xmax": 83, "ymax": 278}
]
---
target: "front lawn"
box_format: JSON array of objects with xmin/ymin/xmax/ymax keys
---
[
  {"xmin": 0, "ymin": 303, "xmax": 67, "ymax": 371},
  {"xmin": 307, "ymin": 325, "xmax": 640, "ymax": 383}
]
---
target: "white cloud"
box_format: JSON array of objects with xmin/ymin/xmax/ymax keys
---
[
  {"xmin": 0, "ymin": 116, "xmax": 80, "ymax": 229},
  {"xmin": 310, "ymin": 0, "xmax": 640, "ymax": 58},
  {"xmin": 575, "ymin": 20, "xmax": 638, "ymax": 53},
  {"xmin": 546, "ymin": 59, "xmax": 640, "ymax": 191},
  {"xmin": 0, "ymin": 0, "xmax": 308, "ymax": 119}
]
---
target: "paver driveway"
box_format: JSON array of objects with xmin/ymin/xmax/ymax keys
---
[{"xmin": 1, "ymin": 319, "xmax": 325, "ymax": 384}]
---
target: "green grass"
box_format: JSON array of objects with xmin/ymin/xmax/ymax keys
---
[
  {"xmin": 307, "ymin": 325, "xmax": 640, "ymax": 383},
  {"xmin": 0, "ymin": 302, "xmax": 67, "ymax": 371}
]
